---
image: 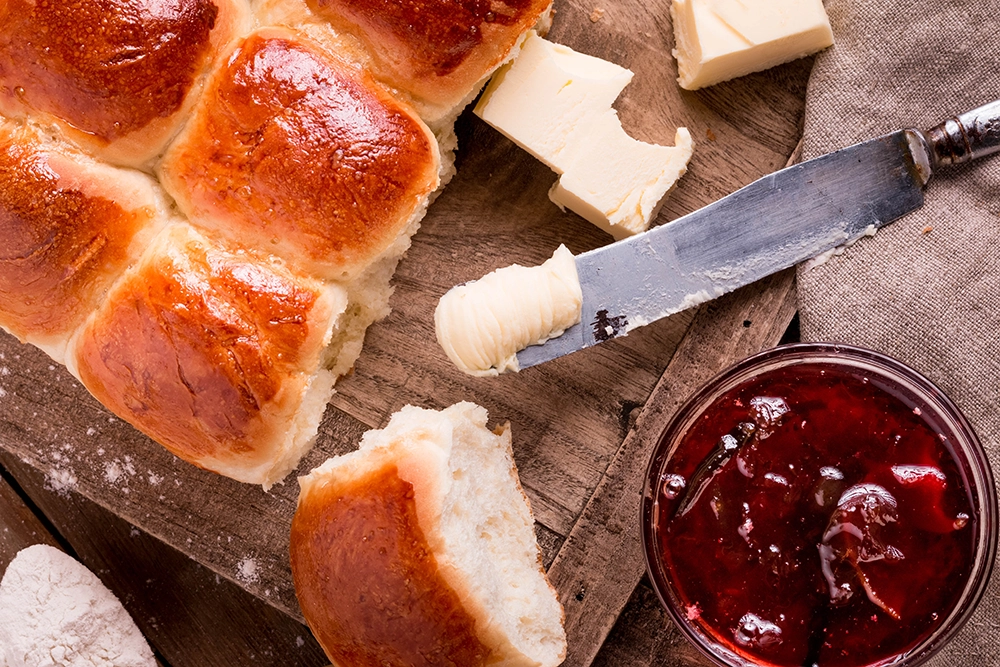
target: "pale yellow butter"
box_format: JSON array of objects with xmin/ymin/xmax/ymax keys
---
[
  {"xmin": 475, "ymin": 32, "xmax": 693, "ymax": 238},
  {"xmin": 435, "ymin": 245, "xmax": 582, "ymax": 376},
  {"xmin": 672, "ymin": 0, "xmax": 834, "ymax": 90}
]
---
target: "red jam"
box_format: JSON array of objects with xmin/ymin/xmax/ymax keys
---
[{"xmin": 651, "ymin": 361, "xmax": 976, "ymax": 667}]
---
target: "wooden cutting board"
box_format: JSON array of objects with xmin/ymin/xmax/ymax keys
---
[{"xmin": 0, "ymin": 0, "xmax": 811, "ymax": 663}]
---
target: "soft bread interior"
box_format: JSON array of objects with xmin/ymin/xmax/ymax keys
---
[
  {"xmin": 352, "ymin": 402, "xmax": 567, "ymax": 666},
  {"xmin": 292, "ymin": 403, "xmax": 566, "ymax": 667}
]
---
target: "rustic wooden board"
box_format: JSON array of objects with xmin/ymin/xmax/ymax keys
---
[
  {"xmin": 559, "ymin": 268, "xmax": 798, "ymax": 666},
  {"xmin": 0, "ymin": 0, "xmax": 811, "ymax": 660},
  {"xmin": 0, "ymin": 452, "xmax": 329, "ymax": 667},
  {"xmin": 0, "ymin": 461, "xmax": 170, "ymax": 667},
  {"xmin": 0, "ymin": 464, "xmax": 62, "ymax": 576}
]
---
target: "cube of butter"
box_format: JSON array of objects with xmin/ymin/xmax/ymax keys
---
[
  {"xmin": 672, "ymin": 0, "xmax": 834, "ymax": 90},
  {"xmin": 476, "ymin": 32, "xmax": 693, "ymax": 239},
  {"xmin": 550, "ymin": 118, "xmax": 693, "ymax": 239}
]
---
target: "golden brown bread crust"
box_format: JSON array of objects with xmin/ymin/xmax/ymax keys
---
[
  {"xmin": 302, "ymin": 0, "xmax": 553, "ymax": 116},
  {"xmin": 0, "ymin": 123, "xmax": 163, "ymax": 361},
  {"xmin": 159, "ymin": 28, "xmax": 440, "ymax": 281},
  {"xmin": 291, "ymin": 460, "xmax": 491, "ymax": 666},
  {"xmin": 72, "ymin": 225, "xmax": 344, "ymax": 484},
  {"xmin": 0, "ymin": 0, "xmax": 248, "ymax": 166}
]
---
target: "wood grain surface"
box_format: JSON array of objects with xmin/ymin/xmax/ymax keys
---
[
  {"xmin": 0, "ymin": 452, "xmax": 328, "ymax": 667},
  {"xmin": 0, "ymin": 0, "xmax": 812, "ymax": 662}
]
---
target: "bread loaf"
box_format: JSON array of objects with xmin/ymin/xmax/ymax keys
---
[
  {"xmin": 70, "ymin": 224, "xmax": 349, "ymax": 487},
  {"xmin": 0, "ymin": 0, "xmax": 554, "ymax": 485},
  {"xmin": 290, "ymin": 402, "xmax": 567, "ymax": 666}
]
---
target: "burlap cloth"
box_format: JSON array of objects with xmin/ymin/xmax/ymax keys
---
[{"xmin": 796, "ymin": 0, "xmax": 1000, "ymax": 662}]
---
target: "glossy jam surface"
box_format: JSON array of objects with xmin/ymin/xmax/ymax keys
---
[{"xmin": 653, "ymin": 362, "xmax": 975, "ymax": 667}]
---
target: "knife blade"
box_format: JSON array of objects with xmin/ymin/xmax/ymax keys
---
[{"xmin": 516, "ymin": 100, "xmax": 1000, "ymax": 370}]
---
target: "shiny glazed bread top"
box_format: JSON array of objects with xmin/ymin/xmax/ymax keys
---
[
  {"xmin": 159, "ymin": 28, "xmax": 441, "ymax": 281},
  {"xmin": 0, "ymin": 0, "xmax": 250, "ymax": 166}
]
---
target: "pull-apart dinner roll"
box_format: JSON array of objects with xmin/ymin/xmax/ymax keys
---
[
  {"xmin": 0, "ymin": 0, "xmax": 250, "ymax": 168},
  {"xmin": 256, "ymin": 0, "xmax": 554, "ymax": 124},
  {"xmin": 291, "ymin": 402, "xmax": 567, "ymax": 667},
  {"xmin": 159, "ymin": 27, "xmax": 441, "ymax": 282},
  {"xmin": 0, "ymin": 0, "xmax": 557, "ymax": 487},
  {"xmin": 0, "ymin": 121, "xmax": 170, "ymax": 364},
  {"xmin": 70, "ymin": 224, "xmax": 349, "ymax": 488}
]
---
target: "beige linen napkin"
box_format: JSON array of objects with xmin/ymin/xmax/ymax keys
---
[{"xmin": 796, "ymin": 0, "xmax": 1000, "ymax": 661}]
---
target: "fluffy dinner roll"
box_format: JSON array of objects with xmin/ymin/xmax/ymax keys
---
[
  {"xmin": 0, "ymin": 0, "xmax": 250, "ymax": 168},
  {"xmin": 159, "ymin": 26, "xmax": 441, "ymax": 282},
  {"xmin": 0, "ymin": 121, "xmax": 171, "ymax": 365},
  {"xmin": 256, "ymin": 0, "xmax": 554, "ymax": 125},
  {"xmin": 70, "ymin": 224, "xmax": 349, "ymax": 488},
  {"xmin": 0, "ymin": 0, "xmax": 557, "ymax": 488},
  {"xmin": 290, "ymin": 402, "xmax": 567, "ymax": 667}
]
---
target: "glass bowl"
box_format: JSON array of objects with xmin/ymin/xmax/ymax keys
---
[{"xmin": 641, "ymin": 343, "xmax": 997, "ymax": 667}]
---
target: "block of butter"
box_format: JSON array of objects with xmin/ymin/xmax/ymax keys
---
[
  {"xmin": 476, "ymin": 32, "xmax": 693, "ymax": 240},
  {"xmin": 672, "ymin": 0, "xmax": 834, "ymax": 90}
]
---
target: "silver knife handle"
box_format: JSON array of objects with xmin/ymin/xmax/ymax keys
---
[{"xmin": 923, "ymin": 99, "xmax": 1000, "ymax": 167}]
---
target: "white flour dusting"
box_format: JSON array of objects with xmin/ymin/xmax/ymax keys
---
[
  {"xmin": 104, "ymin": 462, "xmax": 123, "ymax": 485},
  {"xmin": 44, "ymin": 469, "xmax": 77, "ymax": 498},
  {"xmin": 0, "ymin": 544, "xmax": 155, "ymax": 667},
  {"xmin": 235, "ymin": 557, "xmax": 260, "ymax": 585}
]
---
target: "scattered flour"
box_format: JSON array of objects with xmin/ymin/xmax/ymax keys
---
[
  {"xmin": 235, "ymin": 557, "xmax": 260, "ymax": 585},
  {"xmin": 0, "ymin": 544, "xmax": 155, "ymax": 667},
  {"xmin": 0, "ymin": 387, "xmax": 7, "ymax": 399},
  {"xmin": 103, "ymin": 459, "xmax": 137, "ymax": 487},
  {"xmin": 104, "ymin": 462, "xmax": 123, "ymax": 485},
  {"xmin": 44, "ymin": 469, "xmax": 77, "ymax": 498}
]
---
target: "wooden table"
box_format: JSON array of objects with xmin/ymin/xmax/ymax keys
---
[{"xmin": 0, "ymin": 0, "xmax": 813, "ymax": 663}]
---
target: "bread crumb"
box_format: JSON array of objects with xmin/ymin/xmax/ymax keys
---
[
  {"xmin": 706, "ymin": 127, "xmax": 717, "ymax": 141},
  {"xmin": 589, "ymin": 7, "xmax": 605, "ymax": 21},
  {"xmin": 922, "ymin": 225, "xmax": 933, "ymax": 234}
]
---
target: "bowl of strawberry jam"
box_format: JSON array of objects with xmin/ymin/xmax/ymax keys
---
[{"xmin": 642, "ymin": 343, "xmax": 996, "ymax": 667}]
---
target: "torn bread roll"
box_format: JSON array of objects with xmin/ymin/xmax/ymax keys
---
[
  {"xmin": 290, "ymin": 402, "xmax": 567, "ymax": 667},
  {"xmin": 435, "ymin": 245, "xmax": 582, "ymax": 376}
]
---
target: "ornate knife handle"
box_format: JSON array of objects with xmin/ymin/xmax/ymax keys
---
[{"xmin": 922, "ymin": 99, "xmax": 1000, "ymax": 167}]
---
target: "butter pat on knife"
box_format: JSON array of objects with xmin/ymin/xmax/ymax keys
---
[
  {"xmin": 475, "ymin": 32, "xmax": 693, "ymax": 239},
  {"xmin": 672, "ymin": 0, "xmax": 834, "ymax": 90},
  {"xmin": 435, "ymin": 245, "xmax": 582, "ymax": 376}
]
